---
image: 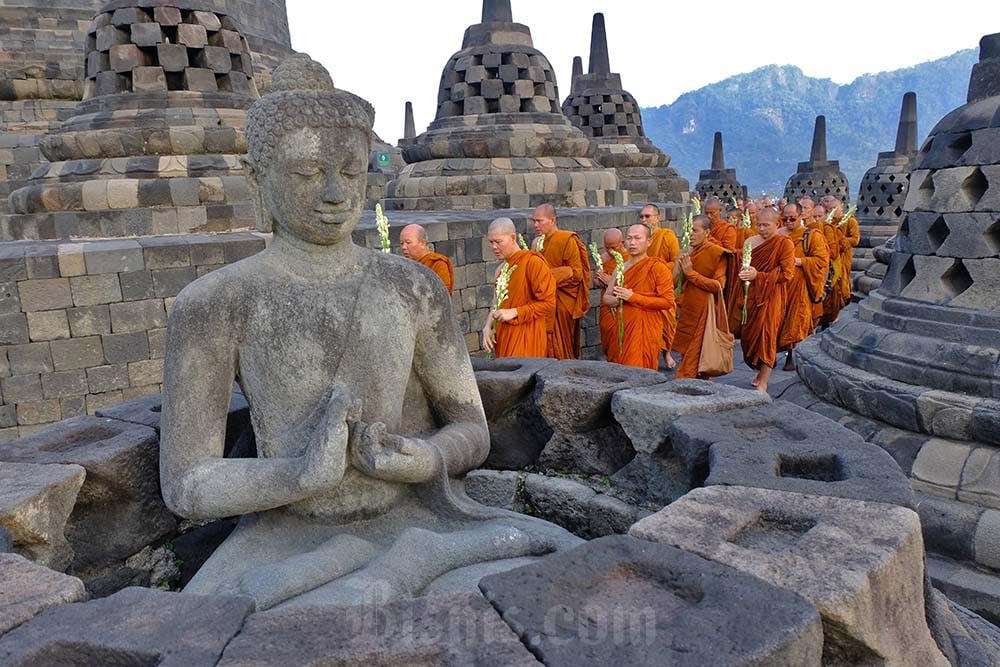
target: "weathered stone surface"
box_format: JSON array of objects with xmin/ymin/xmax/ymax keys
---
[
  {"xmin": 536, "ymin": 422, "xmax": 634, "ymax": 476},
  {"xmin": 464, "ymin": 469, "xmax": 521, "ymax": 511},
  {"xmin": 609, "ymin": 452, "xmax": 692, "ymax": 508},
  {"xmin": 218, "ymin": 592, "xmax": 539, "ymax": 666},
  {"xmin": 0, "ymin": 462, "xmax": 85, "ymax": 570},
  {"xmin": 472, "ymin": 357, "xmax": 555, "ymax": 470},
  {"xmin": 521, "ymin": 473, "xmax": 648, "ymax": 539},
  {"xmin": 0, "ymin": 587, "xmax": 254, "ymax": 665},
  {"xmin": 631, "ymin": 486, "xmax": 948, "ymax": 666},
  {"xmin": 480, "ymin": 535, "xmax": 824, "ymax": 665},
  {"xmin": 924, "ymin": 585, "xmax": 1000, "ymax": 667},
  {"xmin": 0, "ymin": 417, "xmax": 175, "ymax": 571},
  {"xmin": 0, "ymin": 553, "xmax": 86, "ymax": 635},
  {"xmin": 670, "ymin": 401, "xmax": 864, "ymax": 483},
  {"xmin": 705, "ymin": 437, "xmax": 915, "ymax": 509},
  {"xmin": 611, "ymin": 380, "xmax": 770, "ymax": 455},
  {"xmin": 535, "ymin": 360, "xmax": 665, "ymax": 434}
]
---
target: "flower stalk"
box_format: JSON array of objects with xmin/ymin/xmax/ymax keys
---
[
  {"xmin": 375, "ymin": 204, "xmax": 391, "ymax": 253},
  {"xmin": 609, "ymin": 248, "xmax": 626, "ymax": 355},
  {"xmin": 487, "ymin": 262, "xmax": 518, "ymax": 359},
  {"xmin": 740, "ymin": 238, "xmax": 753, "ymax": 325}
]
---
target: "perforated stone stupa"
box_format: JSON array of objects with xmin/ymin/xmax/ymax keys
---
[
  {"xmin": 797, "ymin": 34, "xmax": 1000, "ymax": 440},
  {"xmin": 695, "ymin": 132, "xmax": 745, "ymax": 203},
  {"xmin": 561, "ymin": 13, "xmax": 688, "ymax": 205},
  {"xmin": 784, "ymin": 115, "xmax": 850, "ymax": 205},
  {"xmin": 3, "ymin": 0, "xmax": 263, "ymax": 240},
  {"xmin": 385, "ymin": 0, "xmax": 626, "ymax": 211},
  {"xmin": 852, "ymin": 92, "xmax": 920, "ymax": 294}
]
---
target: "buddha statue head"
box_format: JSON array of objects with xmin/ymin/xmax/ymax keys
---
[{"xmin": 243, "ymin": 55, "xmax": 374, "ymax": 244}]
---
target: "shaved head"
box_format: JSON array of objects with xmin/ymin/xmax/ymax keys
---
[
  {"xmin": 489, "ymin": 217, "xmax": 516, "ymax": 234},
  {"xmin": 487, "ymin": 217, "xmax": 519, "ymax": 260},
  {"xmin": 604, "ymin": 228, "xmax": 623, "ymax": 245},
  {"xmin": 531, "ymin": 203, "xmax": 557, "ymax": 236},
  {"xmin": 400, "ymin": 223, "xmax": 430, "ymax": 260}
]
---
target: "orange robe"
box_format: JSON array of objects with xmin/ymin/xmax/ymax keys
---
[
  {"xmin": 494, "ymin": 250, "xmax": 555, "ymax": 359},
  {"xmin": 416, "ymin": 252, "xmax": 454, "ymax": 294},
  {"xmin": 539, "ymin": 230, "xmax": 591, "ymax": 360},
  {"xmin": 709, "ymin": 219, "xmax": 738, "ymax": 252},
  {"xmin": 832, "ymin": 214, "xmax": 859, "ymax": 311},
  {"xmin": 777, "ymin": 226, "xmax": 830, "ymax": 352},
  {"xmin": 648, "ymin": 227, "xmax": 680, "ymax": 352},
  {"xmin": 740, "ymin": 235, "xmax": 796, "ymax": 370},
  {"xmin": 820, "ymin": 219, "xmax": 851, "ymax": 325},
  {"xmin": 598, "ymin": 257, "xmax": 622, "ymax": 363},
  {"xmin": 725, "ymin": 223, "xmax": 753, "ymax": 335},
  {"xmin": 616, "ymin": 257, "xmax": 675, "ymax": 370},
  {"xmin": 673, "ymin": 242, "xmax": 728, "ymax": 379}
]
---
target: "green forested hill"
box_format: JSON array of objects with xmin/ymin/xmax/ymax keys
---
[{"xmin": 641, "ymin": 49, "xmax": 978, "ymax": 198}]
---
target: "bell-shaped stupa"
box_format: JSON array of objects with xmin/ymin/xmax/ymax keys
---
[
  {"xmin": 784, "ymin": 115, "xmax": 850, "ymax": 205},
  {"xmin": 561, "ymin": 13, "xmax": 688, "ymax": 204},
  {"xmin": 385, "ymin": 0, "xmax": 625, "ymax": 211},
  {"xmin": 695, "ymin": 132, "xmax": 745, "ymax": 203}
]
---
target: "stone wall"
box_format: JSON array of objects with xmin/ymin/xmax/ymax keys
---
[{"xmin": 0, "ymin": 204, "xmax": 686, "ymax": 437}]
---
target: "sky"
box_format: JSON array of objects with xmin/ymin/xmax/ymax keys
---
[{"xmin": 286, "ymin": 1, "xmax": 999, "ymax": 143}]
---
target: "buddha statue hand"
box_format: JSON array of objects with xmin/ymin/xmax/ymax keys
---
[
  {"xmin": 297, "ymin": 385, "xmax": 359, "ymax": 494},
  {"xmin": 349, "ymin": 421, "xmax": 442, "ymax": 484}
]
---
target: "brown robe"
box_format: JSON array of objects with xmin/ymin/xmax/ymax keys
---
[
  {"xmin": 740, "ymin": 234, "xmax": 796, "ymax": 370},
  {"xmin": 598, "ymin": 257, "xmax": 621, "ymax": 363},
  {"xmin": 416, "ymin": 252, "xmax": 454, "ymax": 294},
  {"xmin": 777, "ymin": 226, "xmax": 830, "ymax": 352},
  {"xmin": 617, "ymin": 257, "xmax": 675, "ymax": 371},
  {"xmin": 539, "ymin": 230, "xmax": 590, "ymax": 360},
  {"xmin": 648, "ymin": 227, "xmax": 680, "ymax": 353},
  {"xmin": 673, "ymin": 242, "xmax": 728, "ymax": 379},
  {"xmin": 494, "ymin": 250, "xmax": 555, "ymax": 359}
]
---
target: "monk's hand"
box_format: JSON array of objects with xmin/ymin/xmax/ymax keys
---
[
  {"xmin": 482, "ymin": 323, "xmax": 496, "ymax": 353},
  {"xmin": 298, "ymin": 385, "xmax": 356, "ymax": 493},
  {"xmin": 494, "ymin": 308, "xmax": 518, "ymax": 323},
  {"xmin": 612, "ymin": 286, "xmax": 634, "ymax": 301},
  {"xmin": 679, "ymin": 254, "xmax": 693, "ymax": 274},
  {"xmin": 350, "ymin": 422, "xmax": 439, "ymax": 484},
  {"xmin": 738, "ymin": 267, "xmax": 758, "ymax": 282},
  {"xmin": 595, "ymin": 271, "xmax": 611, "ymax": 287},
  {"xmin": 794, "ymin": 257, "xmax": 803, "ymax": 267}
]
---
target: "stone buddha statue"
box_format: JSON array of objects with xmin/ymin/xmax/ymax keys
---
[{"xmin": 158, "ymin": 58, "xmax": 579, "ymax": 610}]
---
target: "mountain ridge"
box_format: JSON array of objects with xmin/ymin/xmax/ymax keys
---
[{"xmin": 641, "ymin": 49, "xmax": 979, "ymax": 197}]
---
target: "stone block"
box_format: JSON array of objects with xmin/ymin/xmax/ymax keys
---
[
  {"xmin": 630, "ymin": 486, "xmax": 948, "ymax": 666},
  {"xmin": 918, "ymin": 495, "xmax": 981, "ymax": 562},
  {"xmin": 974, "ymin": 510, "xmax": 1000, "ymax": 571},
  {"xmin": 0, "ymin": 417, "xmax": 173, "ymax": 570},
  {"xmin": 670, "ymin": 401, "xmax": 864, "ymax": 484},
  {"xmin": 611, "ymin": 380, "xmax": 771, "ymax": 455},
  {"xmin": 95, "ymin": 25, "xmax": 128, "ymax": 52},
  {"xmin": 7, "ymin": 342, "xmax": 54, "ymax": 375},
  {"xmin": 86, "ymin": 391, "xmax": 124, "ymax": 415},
  {"xmin": 176, "ymin": 23, "xmax": 208, "ymax": 48},
  {"xmin": 131, "ymin": 66, "xmax": 167, "ymax": 92},
  {"xmin": 86, "ymin": 364, "xmax": 130, "ymax": 394},
  {"xmin": 706, "ymin": 436, "xmax": 915, "ymax": 508},
  {"xmin": 151, "ymin": 266, "xmax": 197, "ymax": 297},
  {"xmin": 480, "ymin": 535, "xmax": 823, "ymax": 665},
  {"xmin": 537, "ymin": 423, "xmax": 634, "ymax": 476},
  {"xmin": 156, "ymin": 43, "xmax": 189, "ymax": 72},
  {"xmin": 83, "ymin": 240, "xmax": 143, "ymax": 275},
  {"xmin": 101, "ymin": 331, "xmax": 149, "ymax": 365},
  {"xmin": 69, "ymin": 273, "xmax": 122, "ymax": 307},
  {"xmin": 129, "ymin": 22, "xmax": 162, "ymax": 47},
  {"xmin": 0, "ymin": 587, "xmax": 253, "ymax": 665},
  {"xmin": 25, "ymin": 311, "xmax": 69, "ymax": 342},
  {"xmin": 67, "ymin": 305, "xmax": 111, "ymax": 337},
  {"xmin": 0, "ymin": 462, "xmax": 85, "ymax": 570},
  {"xmin": 472, "ymin": 357, "xmax": 555, "ymax": 469},
  {"xmin": 0, "ymin": 553, "xmax": 86, "ymax": 635},
  {"xmin": 183, "ymin": 67, "xmax": 218, "ymax": 92},
  {"xmin": 119, "ymin": 270, "xmax": 154, "ymax": 301},
  {"xmin": 194, "ymin": 46, "xmax": 231, "ymax": 73},
  {"xmin": 535, "ymin": 360, "xmax": 665, "ymax": 434},
  {"xmin": 49, "ymin": 336, "xmax": 104, "ymax": 372},
  {"xmin": 16, "ymin": 400, "xmax": 62, "ymax": 426},
  {"xmin": 153, "ymin": 6, "xmax": 182, "ymax": 25},
  {"xmin": 109, "ymin": 298, "xmax": 166, "ymax": 333},
  {"xmin": 0, "ymin": 313, "xmax": 29, "ymax": 345},
  {"xmin": 911, "ymin": 438, "xmax": 972, "ymax": 497},
  {"xmin": 17, "ymin": 278, "xmax": 72, "ymax": 311},
  {"xmin": 191, "ymin": 10, "xmax": 223, "ymax": 30},
  {"xmin": 217, "ymin": 592, "xmax": 537, "ymax": 666},
  {"xmin": 520, "ymin": 473, "xmax": 648, "ymax": 539},
  {"xmin": 109, "ymin": 44, "xmax": 149, "ymax": 74},
  {"xmin": 464, "ymin": 469, "xmax": 521, "ymax": 511},
  {"xmin": 41, "ymin": 370, "xmax": 89, "ymax": 400},
  {"xmin": 110, "ymin": 7, "xmax": 149, "ymax": 26},
  {"xmin": 128, "ymin": 359, "xmax": 163, "ymax": 387},
  {"xmin": 1, "ymin": 375, "xmax": 42, "ymax": 403}
]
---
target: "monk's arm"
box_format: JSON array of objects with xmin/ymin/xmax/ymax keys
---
[
  {"xmin": 778, "ymin": 241, "xmax": 797, "ymax": 283},
  {"xmin": 628, "ymin": 265, "xmax": 675, "ymax": 311},
  {"xmin": 506, "ymin": 259, "xmax": 556, "ymax": 325},
  {"xmin": 412, "ymin": 288, "xmax": 490, "ymax": 476},
  {"xmin": 842, "ymin": 218, "xmax": 860, "ymax": 251},
  {"xmin": 159, "ymin": 290, "xmax": 321, "ymax": 520},
  {"xmin": 549, "ymin": 238, "xmax": 586, "ymax": 287},
  {"xmin": 431, "ymin": 259, "xmax": 453, "ymax": 292},
  {"xmin": 682, "ymin": 257, "xmax": 725, "ymax": 294}
]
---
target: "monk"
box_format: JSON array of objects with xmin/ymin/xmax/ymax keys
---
[
  {"xmin": 820, "ymin": 195, "xmax": 860, "ymax": 324},
  {"xmin": 673, "ymin": 215, "xmax": 729, "ymax": 379},
  {"xmin": 737, "ymin": 207, "xmax": 795, "ymax": 393},
  {"xmin": 776, "ymin": 204, "xmax": 830, "ymax": 371},
  {"xmin": 532, "ymin": 204, "xmax": 590, "ymax": 359},
  {"xmin": 603, "ymin": 224, "xmax": 675, "ymax": 370},
  {"xmin": 399, "ymin": 223, "xmax": 454, "ymax": 294},
  {"xmin": 705, "ymin": 196, "xmax": 737, "ymax": 251},
  {"xmin": 639, "ymin": 204, "xmax": 680, "ymax": 369},
  {"xmin": 593, "ymin": 228, "xmax": 626, "ymax": 363},
  {"xmin": 797, "ymin": 196, "xmax": 815, "ymax": 223},
  {"xmin": 482, "ymin": 217, "xmax": 556, "ymax": 359}
]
